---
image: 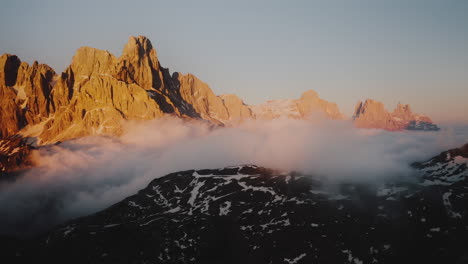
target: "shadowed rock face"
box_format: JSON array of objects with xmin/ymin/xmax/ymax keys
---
[
  {"xmin": 0, "ymin": 137, "xmax": 34, "ymax": 178},
  {"xmin": 6, "ymin": 142, "xmax": 468, "ymax": 264},
  {"xmin": 219, "ymin": 94, "xmax": 254, "ymax": 124},
  {"xmin": 0, "ymin": 54, "xmax": 21, "ymax": 87},
  {"xmin": 353, "ymin": 99, "xmax": 439, "ymax": 131},
  {"xmin": 0, "ymin": 54, "xmax": 55, "ymax": 138}
]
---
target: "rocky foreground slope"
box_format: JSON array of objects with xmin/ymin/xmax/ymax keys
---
[
  {"xmin": 6, "ymin": 143, "xmax": 467, "ymax": 264},
  {"xmin": 0, "ymin": 137, "xmax": 34, "ymax": 177}
]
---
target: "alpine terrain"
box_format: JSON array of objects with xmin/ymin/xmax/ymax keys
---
[
  {"xmin": 0, "ymin": 36, "xmax": 439, "ymax": 176},
  {"xmin": 4, "ymin": 143, "xmax": 468, "ymax": 264}
]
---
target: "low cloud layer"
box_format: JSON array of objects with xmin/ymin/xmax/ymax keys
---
[{"xmin": 0, "ymin": 117, "xmax": 466, "ymax": 236}]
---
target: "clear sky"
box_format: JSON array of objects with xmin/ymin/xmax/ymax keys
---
[{"xmin": 1, "ymin": 0, "xmax": 467, "ymax": 123}]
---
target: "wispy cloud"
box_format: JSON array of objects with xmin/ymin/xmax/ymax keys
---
[{"xmin": 0, "ymin": 116, "xmax": 466, "ymax": 236}]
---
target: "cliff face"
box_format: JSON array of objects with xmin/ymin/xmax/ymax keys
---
[
  {"xmin": 175, "ymin": 73, "xmax": 229, "ymax": 124},
  {"xmin": 219, "ymin": 94, "xmax": 254, "ymax": 124},
  {"xmin": 0, "ymin": 54, "xmax": 55, "ymax": 138},
  {"xmin": 353, "ymin": 99, "xmax": 439, "ymax": 131}
]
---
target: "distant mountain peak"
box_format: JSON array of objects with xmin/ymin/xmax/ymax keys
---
[
  {"xmin": 353, "ymin": 99, "xmax": 438, "ymax": 131},
  {"xmin": 300, "ymin": 89, "xmax": 319, "ymax": 100},
  {"xmin": 252, "ymin": 90, "xmax": 344, "ymax": 120}
]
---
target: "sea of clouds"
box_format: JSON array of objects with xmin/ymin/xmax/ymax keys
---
[{"xmin": 0, "ymin": 116, "xmax": 467, "ymax": 236}]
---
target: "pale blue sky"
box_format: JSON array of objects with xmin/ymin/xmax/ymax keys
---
[{"xmin": 1, "ymin": 0, "xmax": 467, "ymax": 123}]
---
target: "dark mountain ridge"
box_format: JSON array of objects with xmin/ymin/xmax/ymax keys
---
[{"xmin": 4, "ymin": 142, "xmax": 468, "ymax": 264}]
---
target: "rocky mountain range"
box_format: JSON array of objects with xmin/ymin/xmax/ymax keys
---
[
  {"xmin": 353, "ymin": 99, "xmax": 439, "ymax": 131},
  {"xmin": 3, "ymin": 142, "xmax": 467, "ymax": 264},
  {"xmin": 0, "ymin": 36, "xmax": 437, "ymax": 143},
  {"xmin": 0, "ymin": 36, "xmax": 440, "ymax": 175},
  {"xmin": 0, "ymin": 36, "xmax": 344, "ymax": 146}
]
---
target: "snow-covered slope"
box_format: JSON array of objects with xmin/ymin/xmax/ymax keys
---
[
  {"xmin": 251, "ymin": 99, "xmax": 301, "ymax": 119},
  {"xmin": 10, "ymin": 149, "xmax": 468, "ymax": 264},
  {"xmin": 413, "ymin": 143, "xmax": 468, "ymax": 186}
]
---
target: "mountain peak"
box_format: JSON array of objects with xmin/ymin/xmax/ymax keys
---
[
  {"xmin": 300, "ymin": 89, "xmax": 319, "ymax": 100},
  {"xmin": 122, "ymin": 35, "xmax": 157, "ymax": 60},
  {"xmin": 393, "ymin": 103, "xmax": 412, "ymax": 115},
  {"xmin": 251, "ymin": 90, "xmax": 344, "ymax": 120},
  {"xmin": 0, "ymin": 53, "xmax": 21, "ymax": 86},
  {"xmin": 70, "ymin": 46, "xmax": 117, "ymax": 77}
]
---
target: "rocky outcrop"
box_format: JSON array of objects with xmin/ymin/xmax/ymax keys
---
[
  {"xmin": 251, "ymin": 90, "xmax": 344, "ymax": 120},
  {"xmin": 413, "ymin": 142, "xmax": 468, "ymax": 169},
  {"xmin": 17, "ymin": 61, "xmax": 56, "ymax": 124},
  {"xmin": 0, "ymin": 55, "xmax": 23, "ymax": 138},
  {"xmin": 0, "ymin": 54, "xmax": 55, "ymax": 138},
  {"xmin": 411, "ymin": 142, "xmax": 468, "ymax": 187},
  {"xmin": 353, "ymin": 99, "xmax": 396, "ymax": 130},
  {"xmin": 0, "ymin": 137, "xmax": 34, "ymax": 178},
  {"xmin": 353, "ymin": 99, "xmax": 439, "ymax": 131}
]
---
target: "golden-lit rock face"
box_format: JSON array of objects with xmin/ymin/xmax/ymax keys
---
[
  {"xmin": 296, "ymin": 90, "xmax": 344, "ymax": 120},
  {"xmin": 353, "ymin": 99, "xmax": 435, "ymax": 131},
  {"xmin": 6, "ymin": 35, "xmax": 437, "ymax": 146},
  {"xmin": 0, "ymin": 54, "xmax": 55, "ymax": 138},
  {"xmin": 176, "ymin": 73, "xmax": 229, "ymax": 124},
  {"xmin": 0, "ymin": 36, "xmax": 180, "ymax": 144},
  {"xmin": 219, "ymin": 94, "xmax": 254, "ymax": 124},
  {"xmin": 37, "ymin": 36, "xmax": 174, "ymax": 144}
]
